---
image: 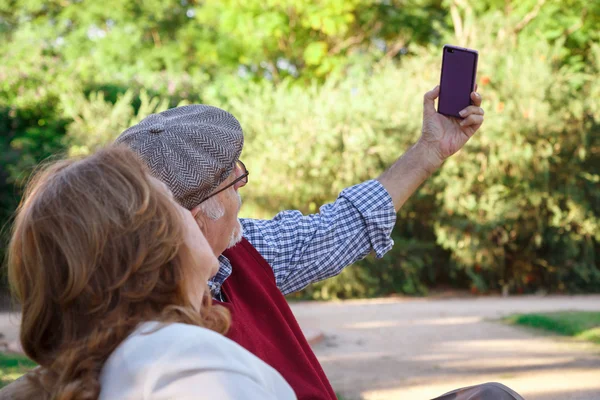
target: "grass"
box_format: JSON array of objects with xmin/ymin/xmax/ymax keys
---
[
  {"xmin": 504, "ymin": 311, "xmax": 600, "ymax": 344},
  {"xmin": 0, "ymin": 352, "xmax": 36, "ymax": 389}
]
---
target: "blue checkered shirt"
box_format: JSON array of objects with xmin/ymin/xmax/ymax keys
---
[{"xmin": 209, "ymin": 180, "xmax": 396, "ymax": 298}]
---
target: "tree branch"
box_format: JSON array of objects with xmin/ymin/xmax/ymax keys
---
[
  {"xmin": 328, "ymin": 19, "xmax": 382, "ymax": 56},
  {"xmin": 383, "ymin": 40, "xmax": 406, "ymax": 59},
  {"xmin": 450, "ymin": 2, "xmax": 464, "ymax": 42},
  {"xmin": 565, "ymin": 7, "xmax": 587, "ymax": 36},
  {"xmin": 514, "ymin": 0, "xmax": 547, "ymax": 34},
  {"xmin": 151, "ymin": 29, "xmax": 162, "ymax": 48},
  {"xmin": 328, "ymin": 33, "xmax": 366, "ymax": 55}
]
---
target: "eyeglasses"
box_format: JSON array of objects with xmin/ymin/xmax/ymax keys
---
[{"xmin": 199, "ymin": 160, "xmax": 249, "ymax": 204}]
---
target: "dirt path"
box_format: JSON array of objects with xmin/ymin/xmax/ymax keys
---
[
  {"xmin": 290, "ymin": 295, "xmax": 600, "ymax": 400},
  {"xmin": 2, "ymin": 295, "xmax": 599, "ymax": 398}
]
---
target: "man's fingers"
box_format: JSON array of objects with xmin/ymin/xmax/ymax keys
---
[
  {"xmin": 459, "ymin": 114, "xmax": 484, "ymax": 127},
  {"xmin": 423, "ymin": 85, "xmax": 440, "ymax": 115},
  {"xmin": 425, "ymin": 85, "xmax": 441, "ymax": 101},
  {"xmin": 471, "ymin": 91, "xmax": 482, "ymax": 107},
  {"xmin": 459, "ymin": 105, "xmax": 484, "ymax": 118}
]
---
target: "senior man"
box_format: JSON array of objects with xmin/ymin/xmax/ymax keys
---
[
  {"xmin": 115, "ymin": 85, "xmax": 522, "ymax": 400},
  {"xmin": 0, "ymin": 87, "xmax": 524, "ymax": 400}
]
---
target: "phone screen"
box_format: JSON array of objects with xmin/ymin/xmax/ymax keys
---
[{"xmin": 438, "ymin": 46, "xmax": 478, "ymax": 118}]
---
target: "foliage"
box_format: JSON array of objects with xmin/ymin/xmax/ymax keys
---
[
  {"xmin": 0, "ymin": 0, "xmax": 446, "ymax": 84},
  {"xmin": 505, "ymin": 312, "xmax": 600, "ymax": 344},
  {"xmin": 61, "ymin": 89, "xmax": 173, "ymax": 157},
  {"xmin": 0, "ymin": 0, "xmax": 598, "ymax": 298},
  {"xmin": 431, "ymin": 23, "xmax": 600, "ymax": 295}
]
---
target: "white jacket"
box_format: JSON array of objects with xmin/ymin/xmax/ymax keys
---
[{"xmin": 99, "ymin": 321, "xmax": 297, "ymax": 400}]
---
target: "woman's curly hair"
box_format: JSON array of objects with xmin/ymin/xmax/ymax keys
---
[{"xmin": 7, "ymin": 145, "xmax": 230, "ymax": 399}]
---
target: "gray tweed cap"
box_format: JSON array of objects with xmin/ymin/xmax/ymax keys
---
[{"xmin": 115, "ymin": 104, "xmax": 244, "ymax": 210}]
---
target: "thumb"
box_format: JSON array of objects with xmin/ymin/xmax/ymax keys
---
[{"xmin": 423, "ymin": 85, "xmax": 440, "ymax": 117}]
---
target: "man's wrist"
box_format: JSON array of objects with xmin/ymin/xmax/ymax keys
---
[{"xmin": 413, "ymin": 140, "xmax": 444, "ymax": 176}]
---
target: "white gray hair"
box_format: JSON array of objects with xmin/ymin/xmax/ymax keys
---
[{"xmin": 198, "ymin": 196, "xmax": 225, "ymax": 220}]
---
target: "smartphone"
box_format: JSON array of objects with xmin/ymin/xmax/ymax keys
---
[{"xmin": 438, "ymin": 45, "xmax": 478, "ymax": 118}]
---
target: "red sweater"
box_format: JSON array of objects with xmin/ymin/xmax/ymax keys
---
[{"xmin": 215, "ymin": 238, "xmax": 337, "ymax": 400}]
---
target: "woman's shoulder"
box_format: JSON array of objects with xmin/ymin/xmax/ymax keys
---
[
  {"xmin": 131, "ymin": 321, "xmax": 236, "ymax": 351},
  {"xmin": 103, "ymin": 321, "xmax": 257, "ymax": 374},
  {"xmin": 99, "ymin": 322, "xmax": 296, "ymax": 399}
]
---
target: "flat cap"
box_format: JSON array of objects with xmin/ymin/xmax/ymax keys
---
[{"xmin": 115, "ymin": 104, "xmax": 244, "ymax": 209}]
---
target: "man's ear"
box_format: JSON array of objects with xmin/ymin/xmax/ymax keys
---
[{"xmin": 190, "ymin": 205, "xmax": 206, "ymax": 232}]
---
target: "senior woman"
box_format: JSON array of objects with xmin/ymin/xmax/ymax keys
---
[{"xmin": 6, "ymin": 145, "xmax": 295, "ymax": 399}]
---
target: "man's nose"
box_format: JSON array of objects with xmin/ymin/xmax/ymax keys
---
[{"xmin": 234, "ymin": 179, "xmax": 247, "ymax": 190}]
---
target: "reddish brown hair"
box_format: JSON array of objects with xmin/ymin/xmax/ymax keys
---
[{"xmin": 7, "ymin": 145, "xmax": 229, "ymax": 399}]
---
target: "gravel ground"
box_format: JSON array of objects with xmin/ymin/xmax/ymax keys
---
[{"xmin": 290, "ymin": 295, "xmax": 600, "ymax": 400}]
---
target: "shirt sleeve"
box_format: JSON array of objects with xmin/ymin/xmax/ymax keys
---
[{"xmin": 241, "ymin": 180, "xmax": 396, "ymax": 295}]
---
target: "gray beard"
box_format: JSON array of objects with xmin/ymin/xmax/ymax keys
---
[{"xmin": 227, "ymin": 220, "xmax": 243, "ymax": 248}]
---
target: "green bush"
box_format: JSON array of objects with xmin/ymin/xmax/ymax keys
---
[{"xmin": 60, "ymin": 89, "xmax": 173, "ymax": 157}]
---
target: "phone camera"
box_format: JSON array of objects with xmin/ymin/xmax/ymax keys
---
[{"xmin": 448, "ymin": 48, "xmax": 454, "ymax": 53}]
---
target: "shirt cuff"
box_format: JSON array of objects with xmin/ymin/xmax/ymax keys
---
[{"xmin": 339, "ymin": 180, "xmax": 396, "ymax": 258}]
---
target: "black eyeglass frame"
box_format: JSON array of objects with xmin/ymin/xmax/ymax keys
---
[{"xmin": 198, "ymin": 160, "xmax": 248, "ymax": 204}]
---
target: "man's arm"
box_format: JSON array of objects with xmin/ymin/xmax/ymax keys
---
[
  {"xmin": 241, "ymin": 179, "xmax": 396, "ymax": 295},
  {"xmin": 376, "ymin": 141, "xmax": 434, "ymax": 213},
  {"xmin": 378, "ymin": 85, "xmax": 484, "ymax": 212}
]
